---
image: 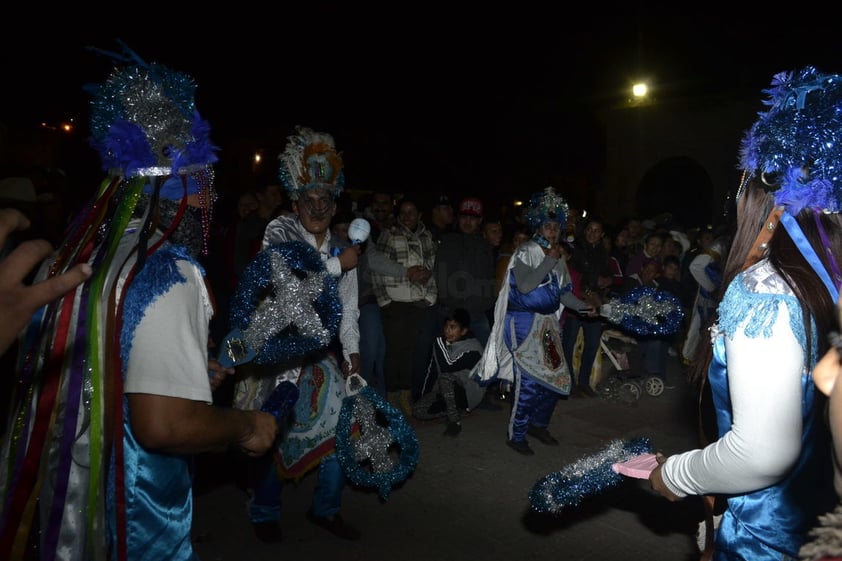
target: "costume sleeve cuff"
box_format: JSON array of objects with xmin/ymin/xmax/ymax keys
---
[{"xmin": 325, "ymin": 257, "xmax": 342, "ymax": 277}]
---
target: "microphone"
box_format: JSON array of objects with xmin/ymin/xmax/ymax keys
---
[{"xmin": 348, "ymin": 217, "xmax": 371, "ymax": 245}]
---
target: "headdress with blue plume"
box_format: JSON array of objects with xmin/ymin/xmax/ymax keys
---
[
  {"xmin": 86, "ymin": 41, "xmax": 218, "ymax": 180},
  {"xmin": 739, "ymin": 66, "xmax": 842, "ymax": 215},
  {"xmin": 738, "ymin": 66, "xmax": 842, "ymax": 299},
  {"xmin": 0, "ymin": 44, "xmax": 220, "ymax": 560}
]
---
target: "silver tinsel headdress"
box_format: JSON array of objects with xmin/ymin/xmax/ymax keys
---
[
  {"xmin": 278, "ymin": 126, "xmax": 345, "ymax": 200},
  {"xmin": 87, "ymin": 44, "xmax": 218, "ymax": 179},
  {"xmin": 524, "ymin": 186, "xmax": 569, "ymax": 231}
]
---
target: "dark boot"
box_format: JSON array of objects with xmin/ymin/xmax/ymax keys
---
[
  {"xmin": 526, "ymin": 425, "xmax": 560, "ymax": 446},
  {"xmin": 506, "ymin": 439, "xmax": 535, "ymax": 456}
]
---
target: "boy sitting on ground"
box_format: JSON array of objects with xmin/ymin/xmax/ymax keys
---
[{"xmin": 412, "ymin": 308, "xmax": 484, "ymax": 436}]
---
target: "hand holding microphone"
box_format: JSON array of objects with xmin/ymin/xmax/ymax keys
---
[{"xmin": 333, "ymin": 218, "xmax": 371, "ymax": 271}]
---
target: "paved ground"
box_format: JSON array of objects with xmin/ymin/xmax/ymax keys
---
[{"xmin": 191, "ymin": 356, "xmax": 706, "ymax": 561}]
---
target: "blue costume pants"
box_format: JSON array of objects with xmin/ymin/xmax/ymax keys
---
[
  {"xmin": 508, "ymin": 369, "xmax": 560, "ymax": 442},
  {"xmin": 504, "ymin": 310, "xmax": 562, "ymax": 442}
]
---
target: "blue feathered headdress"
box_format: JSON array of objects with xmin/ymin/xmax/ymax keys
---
[
  {"xmin": 524, "ymin": 186, "xmax": 569, "ymax": 231},
  {"xmin": 87, "ymin": 43, "xmax": 218, "ymax": 178},
  {"xmin": 739, "ymin": 66, "xmax": 842, "ymax": 215}
]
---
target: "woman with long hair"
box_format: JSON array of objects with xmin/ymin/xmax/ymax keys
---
[{"xmin": 650, "ymin": 67, "xmax": 842, "ymax": 560}]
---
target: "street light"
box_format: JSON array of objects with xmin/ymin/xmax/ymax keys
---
[{"xmin": 632, "ymin": 83, "xmax": 648, "ymax": 98}]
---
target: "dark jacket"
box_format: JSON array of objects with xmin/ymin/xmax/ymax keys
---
[{"xmin": 434, "ymin": 231, "xmax": 496, "ymax": 317}]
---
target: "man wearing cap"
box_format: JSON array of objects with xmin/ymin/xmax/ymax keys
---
[
  {"xmin": 427, "ymin": 196, "xmax": 497, "ymax": 401},
  {"xmin": 427, "ymin": 193, "xmax": 456, "ymax": 243}
]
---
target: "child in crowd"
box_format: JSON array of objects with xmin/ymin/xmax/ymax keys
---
[{"xmin": 413, "ymin": 308, "xmax": 484, "ymax": 436}]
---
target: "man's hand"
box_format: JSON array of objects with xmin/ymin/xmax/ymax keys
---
[
  {"xmin": 342, "ymin": 352, "xmax": 361, "ymax": 377},
  {"xmin": 337, "ymin": 246, "xmax": 361, "ymax": 271},
  {"xmin": 0, "ymin": 208, "xmax": 92, "ymax": 355},
  {"xmin": 238, "ymin": 411, "xmax": 280, "ymax": 457},
  {"xmin": 406, "ymin": 265, "xmax": 431, "ymax": 285}
]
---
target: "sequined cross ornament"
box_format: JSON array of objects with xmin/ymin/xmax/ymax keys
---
[
  {"xmin": 335, "ymin": 375, "xmax": 420, "ymax": 500},
  {"xmin": 223, "ymin": 241, "xmax": 342, "ymax": 367}
]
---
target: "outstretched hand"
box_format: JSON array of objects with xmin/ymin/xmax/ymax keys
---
[{"xmin": 0, "ymin": 208, "xmax": 92, "ymax": 355}]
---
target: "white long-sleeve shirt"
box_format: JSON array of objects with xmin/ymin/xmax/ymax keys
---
[{"xmin": 661, "ymin": 261, "xmax": 805, "ymax": 497}]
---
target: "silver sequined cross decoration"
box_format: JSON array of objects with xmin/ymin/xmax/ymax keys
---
[
  {"xmin": 242, "ymin": 250, "xmax": 332, "ymax": 351},
  {"xmin": 352, "ymin": 396, "xmax": 396, "ymax": 473}
]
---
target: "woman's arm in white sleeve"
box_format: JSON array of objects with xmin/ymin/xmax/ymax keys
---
[{"xmin": 661, "ymin": 301, "xmax": 804, "ymax": 496}]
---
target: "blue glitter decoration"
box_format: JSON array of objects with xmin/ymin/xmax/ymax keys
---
[
  {"xmin": 529, "ymin": 437, "xmax": 652, "ymax": 513},
  {"xmin": 86, "ymin": 42, "xmax": 218, "ymax": 177},
  {"xmin": 260, "ymin": 381, "xmax": 300, "ymax": 423},
  {"xmin": 740, "ymin": 67, "xmax": 842, "ymax": 215},
  {"xmin": 335, "ymin": 386, "xmax": 420, "ymax": 500},
  {"xmin": 603, "ymin": 286, "xmax": 685, "ymax": 337},
  {"xmin": 227, "ymin": 241, "xmax": 341, "ymax": 365},
  {"xmin": 121, "ymin": 246, "xmax": 194, "ymax": 365}
]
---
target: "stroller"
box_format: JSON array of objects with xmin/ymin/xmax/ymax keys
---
[{"xmin": 596, "ymin": 329, "xmax": 666, "ymax": 403}]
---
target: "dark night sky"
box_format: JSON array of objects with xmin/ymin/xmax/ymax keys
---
[{"xmin": 3, "ymin": 6, "xmax": 842, "ymax": 209}]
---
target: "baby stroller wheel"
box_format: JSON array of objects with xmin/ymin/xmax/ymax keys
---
[
  {"xmin": 644, "ymin": 375, "xmax": 665, "ymax": 397},
  {"xmin": 597, "ymin": 376, "xmax": 620, "ymax": 400},
  {"xmin": 619, "ymin": 381, "xmax": 641, "ymax": 402}
]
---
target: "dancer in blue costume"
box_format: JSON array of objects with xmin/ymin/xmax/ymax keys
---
[
  {"xmin": 473, "ymin": 186, "xmax": 597, "ymax": 456},
  {"xmin": 0, "ymin": 47, "xmax": 279, "ymax": 561},
  {"xmin": 649, "ymin": 67, "xmax": 842, "ymax": 561}
]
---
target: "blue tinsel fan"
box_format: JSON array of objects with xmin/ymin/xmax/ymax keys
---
[
  {"xmin": 603, "ymin": 286, "xmax": 685, "ymax": 337},
  {"xmin": 529, "ymin": 437, "xmax": 652, "ymax": 514}
]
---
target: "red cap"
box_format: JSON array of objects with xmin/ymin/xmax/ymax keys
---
[{"xmin": 457, "ymin": 197, "xmax": 483, "ymax": 217}]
